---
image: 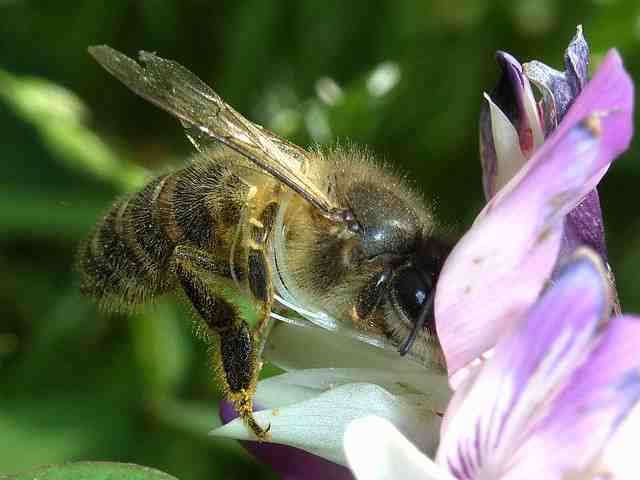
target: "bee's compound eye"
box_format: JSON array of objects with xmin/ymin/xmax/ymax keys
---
[{"xmin": 393, "ymin": 267, "xmax": 434, "ymax": 327}]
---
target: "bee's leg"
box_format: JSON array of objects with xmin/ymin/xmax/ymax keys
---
[
  {"xmin": 172, "ymin": 244, "xmax": 270, "ymax": 440},
  {"xmin": 350, "ymin": 269, "xmax": 390, "ymax": 327},
  {"xmin": 246, "ymin": 203, "xmax": 278, "ymax": 355}
]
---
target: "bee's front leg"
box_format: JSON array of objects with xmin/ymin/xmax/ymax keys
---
[
  {"xmin": 173, "ymin": 244, "xmax": 270, "ymax": 441},
  {"xmin": 246, "ymin": 203, "xmax": 278, "ymax": 355}
]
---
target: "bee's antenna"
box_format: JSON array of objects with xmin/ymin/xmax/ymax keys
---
[{"xmin": 398, "ymin": 293, "xmax": 434, "ymax": 357}]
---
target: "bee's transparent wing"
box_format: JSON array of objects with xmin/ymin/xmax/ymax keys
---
[
  {"xmin": 88, "ymin": 45, "xmax": 344, "ymax": 220},
  {"xmin": 181, "ymin": 120, "xmax": 310, "ymax": 170}
]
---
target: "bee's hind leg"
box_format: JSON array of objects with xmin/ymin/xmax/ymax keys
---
[{"xmin": 173, "ymin": 244, "xmax": 270, "ymax": 441}]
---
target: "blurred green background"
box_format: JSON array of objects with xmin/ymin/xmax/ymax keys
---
[{"xmin": 1, "ymin": 1, "xmax": 639, "ymax": 479}]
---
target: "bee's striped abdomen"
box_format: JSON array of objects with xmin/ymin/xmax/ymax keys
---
[
  {"xmin": 78, "ymin": 194, "xmax": 168, "ymax": 309},
  {"xmin": 156, "ymin": 159, "xmax": 248, "ymax": 275},
  {"xmin": 158, "ymin": 162, "xmax": 227, "ymax": 250},
  {"xmin": 122, "ymin": 174, "xmax": 176, "ymax": 294},
  {"xmin": 78, "ymin": 154, "xmax": 249, "ymax": 310}
]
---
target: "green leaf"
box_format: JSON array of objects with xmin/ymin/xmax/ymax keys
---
[
  {"xmin": 8, "ymin": 461, "xmax": 179, "ymax": 480},
  {"xmin": 0, "ymin": 69, "xmax": 147, "ymax": 191}
]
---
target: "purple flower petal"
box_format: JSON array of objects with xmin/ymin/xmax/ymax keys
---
[
  {"xmin": 436, "ymin": 49, "xmax": 633, "ymax": 378},
  {"xmin": 525, "ymin": 29, "xmax": 620, "ymax": 301},
  {"xmin": 560, "ymin": 189, "xmax": 607, "ymax": 261},
  {"xmin": 540, "ymin": 50, "xmax": 632, "ymax": 166},
  {"xmin": 524, "ymin": 26, "xmax": 590, "ymax": 134},
  {"xmin": 558, "ymin": 190, "xmax": 622, "ymax": 315},
  {"xmin": 564, "ymin": 25, "xmax": 590, "ymax": 98},
  {"xmin": 495, "ymin": 51, "xmax": 545, "ymax": 157},
  {"xmin": 436, "ymin": 252, "xmax": 608, "ymax": 478},
  {"xmin": 524, "ymin": 60, "xmax": 570, "ymax": 136},
  {"xmin": 480, "ymin": 52, "xmax": 543, "ymax": 199},
  {"xmin": 506, "ymin": 314, "xmax": 640, "ymax": 479},
  {"xmin": 479, "ymin": 95, "xmax": 498, "ymax": 199},
  {"xmin": 550, "ymin": 50, "xmax": 630, "ymax": 305},
  {"xmin": 219, "ymin": 401, "xmax": 354, "ymax": 480}
]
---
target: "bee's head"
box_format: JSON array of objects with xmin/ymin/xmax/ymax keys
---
[
  {"xmin": 344, "ymin": 181, "xmax": 420, "ymax": 259},
  {"xmin": 387, "ymin": 237, "xmax": 451, "ymax": 356},
  {"xmin": 344, "ymin": 180, "xmax": 451, "ymax": 359}
]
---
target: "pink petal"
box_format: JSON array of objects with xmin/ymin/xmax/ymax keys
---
[
  {"xmin": 435, "ymin": 50, "xmax": 633, "ymax": 378},
  {"xmin": 525, "ymin": 29, "xmax": 614, "ymax": 279},
  {"xmin": 549, "ymin": 50, "xmax": 633, "ymax": 173},
  {"xmin": 436, "ymin": 253, "xmax": 608, "ymax": 478},
  {"xmin": 436, "ymin": 122, "xmax": 590, "ymax": 378}
]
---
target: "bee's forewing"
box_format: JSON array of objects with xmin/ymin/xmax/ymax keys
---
[{"xmin": 88, "ymin": 45, "xmax": 343, "ymax": 219}]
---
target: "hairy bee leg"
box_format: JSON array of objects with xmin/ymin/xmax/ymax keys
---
[
  {"xmin": 173, "ymin": 245, "xmax": 270, "ymax": 441},
  {"xmin": 246, "ymin": 203, "xmax": 278, "ymax": 349},
  {"xmin": 247, "ymin": 247, "xmax": 273, "ymax": 332},
  {"xmin": 350, "ymin": 269, "xmax": 391, "ymax": 328}
]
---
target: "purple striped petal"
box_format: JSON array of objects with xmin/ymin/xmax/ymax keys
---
[
  {"xmin": 219, "ymin": 401, "xmax": 354, "ymax": 480},
  {"xmin": 436, "ymin": 49, "xmax": 633, "ymax": 378},
  {"xmin": 525, "ymin": 26, "xmax": 590, "ymax": 134},
  {"xmin": 524, "ymin": 59, "xmax": 569, "ymax": 136},
  {"xmin": 564, "ymin": 25, "xmax": 590, "ymax": 95},
  {"xmin": 436, "ymin": 252, "xmax": 608, "ymax": 478},
  {"xmin": 505, "ymin": 314, "xmax": 640, "ymax": 479}
]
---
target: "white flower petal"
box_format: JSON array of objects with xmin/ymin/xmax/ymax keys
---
[
  {"xmin": 211, "ymin": 383, "xmax": 441, "ymax": 466},
  {"xmin": 521, "ymin": 76, "xmax": 545, "ymax": 151},
  {"xmin": 255, "ymin": 367, "xmax": 451, "ymax": 411},
  {"xmin": 484, "ymin": 92, "xmax": 527, "ymax": 193},
  {"xmin": 254, "ymin": 374, "xmax": 318, "ymax": 409},
  {"xmin": 344, "ymin": 416, "xmax": 454, "ymax": 480},
  {"xmin": 264, "ymin": 321, "xmax": 433, "ymax": 372},
  {"xmin": 601, "ymin": 403, "xmax": 640, "ymax": 479}
]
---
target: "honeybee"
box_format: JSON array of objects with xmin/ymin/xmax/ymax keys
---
[{"xmin": 79, "ymin": 46, "xmax": 452, "ymax": 440}]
